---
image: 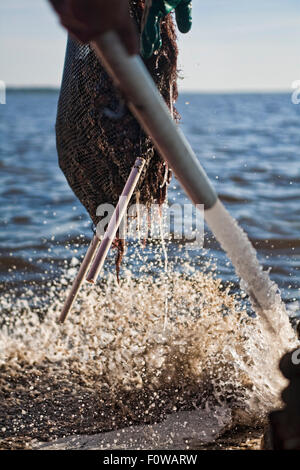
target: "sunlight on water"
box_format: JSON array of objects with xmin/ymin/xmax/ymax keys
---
[
  {"xmin": 206, "ymin": 200, "xmax": 297, "ymax": 346},
  {"xmin": 0, "ymin": 91, "xmax": 299, "ymax": 447},
  {"xmin": 0, "ymin": 246, "xmax": 298, "ymax": 447}
]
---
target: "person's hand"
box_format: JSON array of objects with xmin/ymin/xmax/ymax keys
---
[
  {"xmin": 49, "ymin": 0, "xmax": 139, "ymax": 55},
  {"xmin": 141, "ymin": 0, "xmax": 192, "ymax": 58}
]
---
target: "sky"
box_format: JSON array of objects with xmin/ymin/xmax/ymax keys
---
[{"xmin": 0, "ymin": 0, "xmax": 299, "ymax": 91}]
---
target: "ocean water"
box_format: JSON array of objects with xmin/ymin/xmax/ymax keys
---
[
  {"xmin": 0, "ymin": 90, "xmax": 299, "ymax": 448},
  {"xmin": 0, "ymin": 91, "xmax": 299, "ymax": 300}
]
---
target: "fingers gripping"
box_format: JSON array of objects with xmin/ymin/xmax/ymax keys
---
[{"xmin": 141, "ymin": 0, "xmax": 192, "ymax": 58}]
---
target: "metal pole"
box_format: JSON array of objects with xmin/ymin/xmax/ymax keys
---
[
  {"xmin": 86, "ymin": 157, "xmax": 145, "ymax": 283},
  {"xmin": 59, "ymin": 235, "xmax": 100, "ymax": 323}
]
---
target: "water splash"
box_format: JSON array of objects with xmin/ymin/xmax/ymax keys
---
[
  {"xmin": 0, "ymin": 204, "xmax": 298, "ymax": 447},
  {"xmin": 0, "ymin": 254, "xmax": 298, "ymax": 447},
  {"xmin": 205, "ymin": 200, "xmax": 297, "ymax": 350}
]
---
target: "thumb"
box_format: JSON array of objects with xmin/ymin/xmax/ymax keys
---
[{"xmin": 175, "ymin": 0, "xmax": 192, "ymax": 34}]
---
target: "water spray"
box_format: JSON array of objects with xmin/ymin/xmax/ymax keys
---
[{"xmin": 60, "ymin": 30, "xmax": 296, "ymax": 345}]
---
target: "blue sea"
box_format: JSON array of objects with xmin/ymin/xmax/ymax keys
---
[
  {"xmin": 0, "ymin": 90, "xmax": 299, "ymax": 303},
  {"xmin": 0, "ymin": 89, "xmax": 300, "ymax": 449}
]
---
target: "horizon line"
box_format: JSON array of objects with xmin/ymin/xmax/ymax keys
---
[{"xmin": 5, "ymin": 86, "xmax": 292, "ymax": 95}]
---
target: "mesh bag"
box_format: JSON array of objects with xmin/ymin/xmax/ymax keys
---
[{"xmin": 56, "ymin": 0, "xmax": 179, "ymax": 231}]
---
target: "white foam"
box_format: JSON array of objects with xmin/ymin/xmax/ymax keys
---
[
  {"xmin": 205, "ymin": 199, "xmax": 297, "ymax": 352},
  {"xmin": 1, "ymin": 268, "xmax": 296, "ymax": 429}
]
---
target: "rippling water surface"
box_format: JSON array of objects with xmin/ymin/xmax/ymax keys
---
[
  {"xmin": 0, "ymin": 90, "xmax": 299, "ymax": 301},
  {"xmin": 0, "ymin": 90, "xmax": 299, "ymax": 448}
]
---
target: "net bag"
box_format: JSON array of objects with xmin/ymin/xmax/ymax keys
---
[{"xmin": 56, "ymin": 0, "xmax": 179, "ymax": 231}]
